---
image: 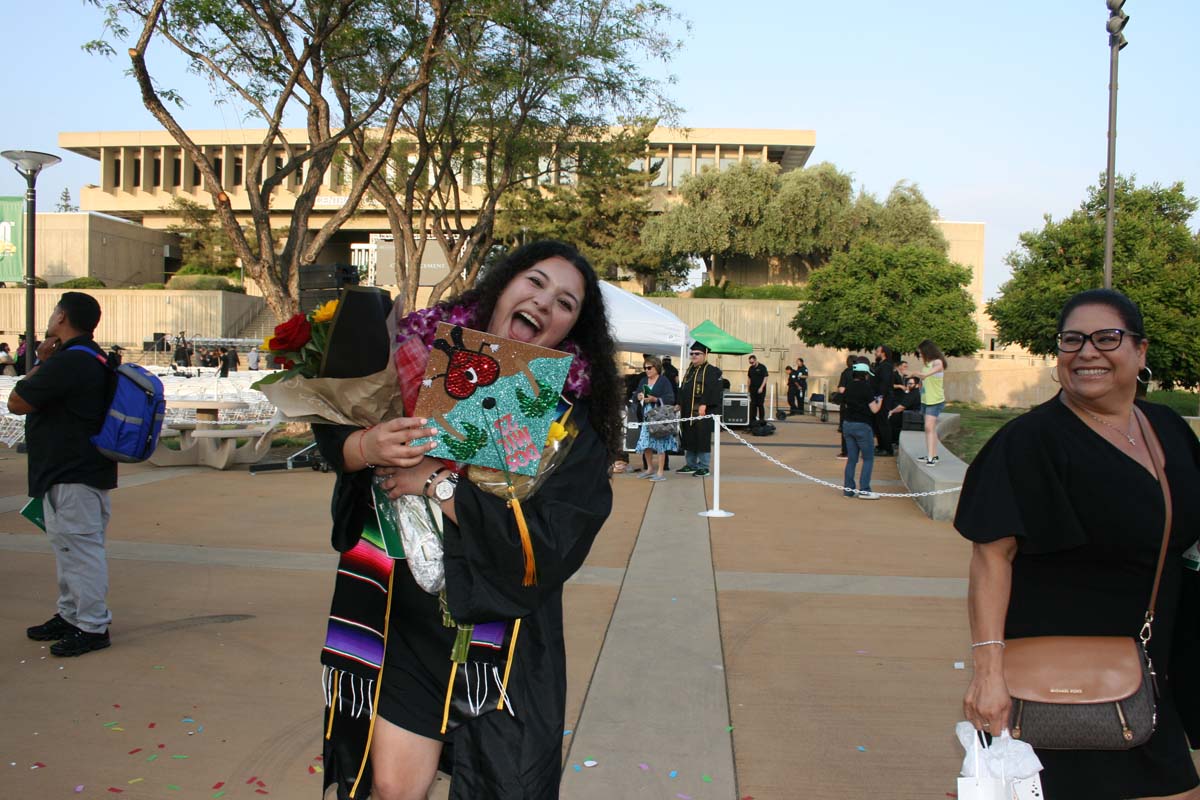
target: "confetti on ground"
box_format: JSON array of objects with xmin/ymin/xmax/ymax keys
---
[
  {"xmin": 255, "ymin": 791, "xmax": 269, "ymax": 795},
  {"xmin": 725, "ymin": 725, "xmax": 734, "ymax": 731},
  {"xmin": 856, "ymin": 650, "xmax": 869, "ymax": 655},
  {"xmin": 148, "ymin": 723, "xmax": 157, "ymax": 729},
  {"xmin": 107, "ymin": 789, "xmax": 123, "ymax": 794},
  {"xmin": 213, "ymin": 793, "xmax": 226, "ymax": 799},
  {"xmin": 246, "ymin": 776, "xmax": 259, "ymax": 785},
  {"xmin": 153, "ymin": 666, "xmax": 165, "ymax": 670},
  {"xmin": 146, "ymin": 755, "xmax": 158, "ymax": 762},
  {"xmin": 157, "ymin": 744, "xmax": 166, "ymax": 749},
  {"xmin": 103, "ymin": 722, "xmax": 120, "ymax": 728},
  {"xmin": 167, "ymin": 785, "xmax": 181, "ymax": 791},
  {"xmin": 31, "ymin": 762, "xmax": 47, "ymax": 769},
  {"xmin": 181, "ymin": 717, "xmax": 195, "ymax": 724},
  {"xmin": 676, "ymin": 794, "xmax": 692, "ymax": 800},
  {"xmin": 563, "ymin": 730, "xmax": 572, "ymax": 736},
  {"xmin": 638, "ymin": 763, "xmax": 649, "ymax": 771},
  {"xmin": 113, "ymin": 704, "xmax": 121, "ymax": 708},
  {"xmin": 172, "ymin": 755, "xmax": 189, "ymax": 760},
  {"xmin": 669, "ymin": 770, "xmax": 678, "ymax": 779},
  {"xmin": 212, "ymin": 783, "xmax": 225, "ymax": 790},
  {"xmin": 308, "ymin": 766, "xmax": 317, "ymax": 775},
  {"xmin": 128, "ymin": 778, "xmax": 144, "ymax": 784},
  {"xmin": 701, "ymin": 774, "xmax": 713, "ymax": 782},
  {"xmin": 954, "ymin": 661, "xmax": 965, "ymax": 670},
  {"xmin": 111, "ymin": 727, "xmax": 125, "ymax": 732},
  {"xmin": 856, "ymin": 746, "xmax": 867, "ymax": 752},
  {"xmin": 198, "ymin": 726, "xmax": 204, "ymax": 733},
  {"xmin": 583, "ymin": 760, "xmax": 598, "ymax": 768},
  {"xmin": 572, "ymin": 764, "xmax": 582, "ymax": 772},
  {"xmin": 75, "ymin": 786, "xmax": 85, "ymax": 793},
  {"xmin": 128, "ymin": 749, "xmax": 142, "ymax": 755},
  {"xmin": 256, "ymin": 780, "xmax": 266, "ymax": 788}
]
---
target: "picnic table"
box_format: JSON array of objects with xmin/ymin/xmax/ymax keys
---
[{"xmin": 151, "ymin": 400, "xmax": 276, "ymax": 470}]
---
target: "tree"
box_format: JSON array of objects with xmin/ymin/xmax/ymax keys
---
[
  {"xmin": 162, "ymin": 196, "xmax": 239, "ymax": 274},
  {"xmin": 987, "ymin": 176, "xmax": 1200, "ymax": 389},
  {"xmin": 86, "ymin": 0, "xmax": 454, "ymax": 319},
  {"xmin": 642, "ymin": 161, "xmax": 947, "ymax": 286},
  {"xmin": 789, "ymin": 242, "xmax": 981, "ymax": 355},
  {"xmin": 341, "ymin": 0, "xmax": 681, "ymax": 313},
  {"xmin": 494, "ymin": 123, "xmax": 689, "ymax": 292},
  {"xmin": 55, "ymin": 189, "xmax": 79, "ymax": 213}
]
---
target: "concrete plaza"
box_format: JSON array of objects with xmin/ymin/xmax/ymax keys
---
[{"xmin": 0, "ymin": 414, "xmax": 1173, "ymax": 798}]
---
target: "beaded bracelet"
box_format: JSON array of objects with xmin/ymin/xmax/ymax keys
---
[
  {"xmin": 359, "ymin": 425, "xmax": 375, "ymax": 468},
  {"xmin": 970, "ymin": 640, "xmax": 1006, "ymax": 649}
]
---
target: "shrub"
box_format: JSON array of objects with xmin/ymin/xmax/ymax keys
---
[
  {"xmin": 692, "ymin": 284, "xmax": 726, "ymax": 298},
  {"xmin": 176, "ymin": 262, "xmax": 239, "ymax": 277},
  {"xmin": 644, "ymin": 290, "xmax": 677, "ymax": 298},
  {"xmin": 134, "ymin": 283, "xmax": 166, "ymax": 290},
  {"xmin": 56, "ymin": 276, "xmax": 107, "ymax": 289},
  {"xmin": 165, "ymin": 275, "xmax": 245, "ymax": 293},
  {"xmin": 728, "ymin": 284, "xmax": 805, "ymax": 300}
]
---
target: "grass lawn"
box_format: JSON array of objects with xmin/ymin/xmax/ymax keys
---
[
  {"xmin": 941, "ymin": 404, "xmax": 1024, "ymax": 464},
  {"xmin": 943, "ymin": 390, "xmax": 1198, "ymax": 464}
]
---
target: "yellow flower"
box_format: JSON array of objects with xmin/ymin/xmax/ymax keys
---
[
  {"xmin": 311, "ymin": 299, "xmax": 339, "ymax": 324},
  {"xmin": 545, "ymin": 421, "xmax": 567, "ymax": 446},
  {"xmin": 261, "ymin": 336, "xmax": 274, "ymax": 352}
]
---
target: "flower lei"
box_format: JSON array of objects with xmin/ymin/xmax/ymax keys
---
[{"xmin": 395, "ymin": 300, "xmax": 592, "ymax": 397}]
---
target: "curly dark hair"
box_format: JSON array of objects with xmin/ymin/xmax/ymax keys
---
[{"xmin": 442, "ymin": 240, "xmax": 623, "ymax": 460}]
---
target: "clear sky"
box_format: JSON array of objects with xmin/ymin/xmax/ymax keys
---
[{"xmin": 2, "ymin": 0, "xmax": 1197, "ymax": 301}]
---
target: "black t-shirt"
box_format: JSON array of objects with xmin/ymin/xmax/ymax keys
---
[
  {"xmin": 842, "ymin": 379, "xmax": 876, "ymax": 424},
  {"xmin": 872, "ymin": 360, "xmax": 894, "ymax": 400},
  {"xmin": 748, "ymin": 363, "xmax": 767, "ymax": 391},
  {"xmin": 789, "ymin": 366, "xmax": 808, "ymax": 388},
  {"xmin": 15, "ymin": 336, "xmax": 118, "ymax": 497}
]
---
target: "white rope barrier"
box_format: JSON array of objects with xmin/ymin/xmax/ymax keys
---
[{"xmin": 625, "ymin": 412, "xmax": 963, "ymax": 506}]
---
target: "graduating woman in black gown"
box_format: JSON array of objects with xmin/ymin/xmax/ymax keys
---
[
  {"xmin": 313, "ymin": 241, "xmax": 622, "ymax": 800},
  {"xmin": 957, "ymin": 289, "xmax": 1200, "ymax": 800}
]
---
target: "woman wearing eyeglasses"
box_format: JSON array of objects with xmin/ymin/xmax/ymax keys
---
[
  {"xmin": 633, "ymin": 356, "xmax": 678, "ymax": 481},
  {"xmin": 956, "ymin": 289, "xmax": 1200, "ymax": 799}
]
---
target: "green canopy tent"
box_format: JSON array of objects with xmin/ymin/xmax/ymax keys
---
[{"xmin": 689, "ymin": 319, "xmax": 754, "ymax": 355}]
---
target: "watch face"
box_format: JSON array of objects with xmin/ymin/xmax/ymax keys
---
[{"xmin": 434, "ymin": 477, "xmax": 457, "ymax": 502}]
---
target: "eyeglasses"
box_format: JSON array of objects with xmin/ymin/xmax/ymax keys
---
[
  {"xmin": 689, "ymin": 351, "xmax": 704, "ymax": 356},
  {"xmin": 643, "ymin": 366, "xmax": 655, "ymax": 371},
  {"xmin": 1055, "ymin": 328, "xmax": 1141, "ymax": 353}
]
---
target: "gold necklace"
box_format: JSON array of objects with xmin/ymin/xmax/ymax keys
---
[{"xmin": 1079, "ymin": 406, "xmax": 1137, "ymax": 446}]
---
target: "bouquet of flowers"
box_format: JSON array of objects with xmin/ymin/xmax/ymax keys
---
[{"xmin": 251, "ymin": 288, "xmax": 405, "ymax": 426}]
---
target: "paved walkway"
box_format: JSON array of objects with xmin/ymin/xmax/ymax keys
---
[{"xmin": 5, "ymin": 416, "xmax": 1188, "ymax": 798}]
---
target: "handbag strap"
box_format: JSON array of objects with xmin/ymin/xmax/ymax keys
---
[{"xmin": 1132, "ymin": 406, "xmax": 1173, "ymax": 630}]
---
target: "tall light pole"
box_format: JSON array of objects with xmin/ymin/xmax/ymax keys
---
[
  {"xmin": 2, "ymin": 150, "xmax": 61, "ymax": 372},
  {"xmin": 1102, "ymin": 0, "xmax": 1129, "ymax": 290}
]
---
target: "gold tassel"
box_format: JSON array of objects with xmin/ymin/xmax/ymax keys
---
[
  {"xmin": 508, "ymin": 491, "xmax": 537, "ymax": 586},
  {"xmin": 325, "ymin": 672, "xmax": 338, "ymax": 741},
  {"xmin": 440, "ymin": 662, "xmax": 459, "ymax": 734},
  {"xmin": 496, "ymin": 619, "xmax": 522, "ymax": 712}
]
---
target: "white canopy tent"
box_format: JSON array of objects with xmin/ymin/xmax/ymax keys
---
[{"xmin": 599, "ymin": 281, "xmax": 689, "ymax": 362}]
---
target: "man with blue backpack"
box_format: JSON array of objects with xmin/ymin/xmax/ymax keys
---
[{"xmin": 8, "ymin": 292, "xmax": 120, "ymax": 657}]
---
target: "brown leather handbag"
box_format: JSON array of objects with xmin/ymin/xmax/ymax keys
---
[{"xmin": 1004, "ymin": 407, "xmax": 1172, "ymax": 750}]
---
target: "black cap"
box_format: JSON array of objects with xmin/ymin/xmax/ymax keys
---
[{"xmin": 689, "ymin": 342, "xmax": 710, "ymax": 354}]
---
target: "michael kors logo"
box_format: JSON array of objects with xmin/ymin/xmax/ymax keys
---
[{"xmin": 1049, "ymin": 688, "xmax": 1084, "ymax": 694}]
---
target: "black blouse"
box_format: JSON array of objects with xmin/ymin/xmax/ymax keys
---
[{"xmin": 955, "ymin": 396, "xmax": 1200, "ymax": 796}]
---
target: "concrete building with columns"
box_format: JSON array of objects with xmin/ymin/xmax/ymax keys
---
[{"xmin": 55, "ymin": 126, "xmax": 986, "ymax": 332}]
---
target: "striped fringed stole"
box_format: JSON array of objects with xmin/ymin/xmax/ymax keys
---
[
  {"xmin": 320, "ymin": 521, "xmax": 522, "ymax": 799},
  {"xmin": 320, "ymin": 524, "xmax": 393, "ymax": 800}
]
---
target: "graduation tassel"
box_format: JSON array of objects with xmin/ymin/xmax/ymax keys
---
[{"xmin": 508, "ymin": 490, "xmax": 537, "ymax": 586}]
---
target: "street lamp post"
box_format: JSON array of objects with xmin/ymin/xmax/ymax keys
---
[
  {"xmin": 1102, "ymin": 0, "xmax": 1129, "ymax": 290},
  {"xmin": 2, "ymin": 150, "xmax": 61, "ymax": 373}
]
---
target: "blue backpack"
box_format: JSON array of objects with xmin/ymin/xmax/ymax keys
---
[{"xmin": 69, "ymin": 346, "xmax": 166, "ymax": 463}]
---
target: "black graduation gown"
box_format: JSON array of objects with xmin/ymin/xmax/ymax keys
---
[
  {"xmin": 679, "ymin": 362, "xmax": 722, "ymax": 453},
  {"xmin": 954, "ymin": 397, "xmax": 1200, "ymax": 799},
  {"xmin": 313, "ymin": 401, "xmax": 613, "ymax": 799}
]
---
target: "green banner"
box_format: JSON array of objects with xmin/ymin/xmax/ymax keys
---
[{"xmin": 0, "ymin": 197, "xmax": 23, "ymax": 283}]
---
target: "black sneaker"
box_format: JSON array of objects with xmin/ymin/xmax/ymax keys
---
[
  {"xmin": 692, "ymin": 468, "xmax": 710, "ymax": 477},
  {"xmin": 675, "ymin": 465, "xmax": 696, "ymax": 473},
  {"xmin": 50, "ymin": 628, "xmax": 111, "ymax": 657},
  {"xmin": 27, "ymin": 614, "xmax": 77, "ymax": 642}
]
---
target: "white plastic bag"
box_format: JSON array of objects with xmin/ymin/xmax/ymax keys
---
[{"xmin": 955, "ymin": 722, "xmax": 1044, "ymax": 800}]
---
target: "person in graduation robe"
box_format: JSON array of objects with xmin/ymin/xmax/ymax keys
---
[
  {"xmin": 312, "ymin": 241, "xmax": 623, "ymax": 800},
  {"xmin": 677, "ymin": 343, "xmax": 723, "ymax": 477}
]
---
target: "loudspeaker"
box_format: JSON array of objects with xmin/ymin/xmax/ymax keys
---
[
  {"xmin": 299, "ymin": 289, "xmax": 341, "ymax": 315},
  {"xmin": 299, "ymin": 263, "xmax": 360, "ymax": 291},
  {"xmin": 722, "ymin": 392, "xmax": 749, "ymax": 427}
]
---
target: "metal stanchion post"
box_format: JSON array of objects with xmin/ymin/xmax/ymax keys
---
[{"xmin": 700, "ymin": 414, "xmax": 734, "ymax": 518}]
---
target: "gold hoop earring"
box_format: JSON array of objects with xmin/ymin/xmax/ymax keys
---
[
  {"xmin": 1137, "ymin": 366, "xmax": 1153, "ymax": 385},
  {"xmin": 1050, "ymin": 366, "xmax": 1060, "ymax": 384}
]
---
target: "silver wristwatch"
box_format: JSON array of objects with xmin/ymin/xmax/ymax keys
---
[{"xmin": 433, "ymin": 472, "xmax": 459, "ymax": 503}]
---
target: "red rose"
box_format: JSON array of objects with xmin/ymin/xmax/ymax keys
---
[
  {"xmin": 273, "ymin": 355, "xmax": 296, "ymax": 370},
  {"xmin": 268, "ymin": 314, "xmax": 311, "ymax": 352}
]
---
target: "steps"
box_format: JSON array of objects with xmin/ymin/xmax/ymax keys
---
[{"xmin": 237, "ymin": 305, "xmax": 283, "ymax": 343}]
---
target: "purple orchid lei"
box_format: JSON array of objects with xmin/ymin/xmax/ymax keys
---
[{"xmin": 395, "ymin": 300, "xmax": 592, "ymax": 397}]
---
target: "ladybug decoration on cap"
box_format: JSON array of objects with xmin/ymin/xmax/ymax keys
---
[{"xmin": 431, "ymin": 325, "xmax": 501, "ymax": 400}]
